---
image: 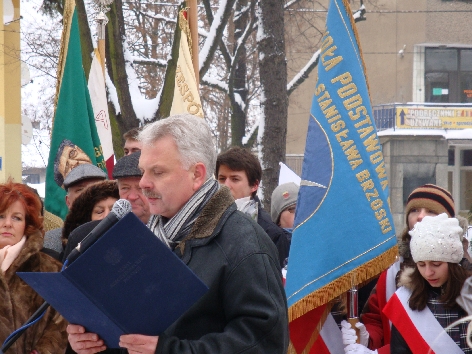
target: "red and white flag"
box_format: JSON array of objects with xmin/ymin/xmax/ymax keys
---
[
  {"xmin": 311, "ymin": 313, "xmax": 344, "ymax": 354},
  {"xmin": 88, "ymin": 49, "xmax": 114, "ymax": 177}
]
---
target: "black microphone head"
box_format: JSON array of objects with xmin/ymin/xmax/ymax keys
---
[{"xmin": 111, "ymin": 199, "xmax": 132, "ymax": 219}]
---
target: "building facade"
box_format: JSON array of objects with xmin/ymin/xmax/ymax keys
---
[{"xmin": 286, "ymin": 0, "xmax": 472, "ymax": 232}]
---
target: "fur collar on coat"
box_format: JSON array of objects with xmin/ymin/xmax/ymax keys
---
[
  {"xmin": 0, "ymin": 230, "xmax": 67, "ymax": 354},
  {"xmin": 176, "ymin": 185, "xmax": 235, "ymax": 255},
  {"xmin": 397, "ymin": 266, "xmax": 415, "ymax": 290}
]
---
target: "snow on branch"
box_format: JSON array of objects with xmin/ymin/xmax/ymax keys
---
[
  {"xmin": 225, "ymin": 1, "xmax": 256, "ymax": 113},
  {"xmin": 234, "ymin": 91, "xmax": 246, "ymax": 112},
  {"xmin": 106, "ymin": 71, "xmax": 121, "ymax": 115},
  {"xmin": 132, "ymin": 57, "xmax": 168, "ymax": 67},
  {"xmin": 201, "ymin": 76, "xmax": 229, "ymax": 93},
  {"xmin": 284, "ymin": 0, "xmax": 303, "ymax": 10},
  {"xmin": 353, "ymin": 4, "xmax": 366, "ymax": 21},
  {"xmin": 231, "ymin": 3, "xmax": 256, "ymax": 68},
  {"xmin": 199, "ymin": 28, "xmax": 209, "ymax": 38},
  {"xmin": 140, "ymin": 11, "xmax": 177, "ymax": 25},
  {"xmin": 199, "ymin": 0, "xmax": 236, "ymax": 77},
  {"xmin": 242, "ymin": 119, "xmax": 259, "ymax": 146},
  {"xmin": 287, "ymin": 48, "xmax": 320, "ymax": 96},
  {"xmin": 123, "ymin": 43, "xmax": 159, "ymax": 122},
  {"xmin": 217, "ymin": 40, "xmax": 233, "ymax": 68},
  {"xmin": 234, "ymin": 4, "xmax": 251, "ymax": 22}
]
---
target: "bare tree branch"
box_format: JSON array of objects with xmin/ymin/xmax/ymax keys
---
[{"xmin": 199, "ymin": 0, "xmax": 237, "ymax": 78}]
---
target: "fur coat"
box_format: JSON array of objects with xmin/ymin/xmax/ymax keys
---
[{"xmin": 0, "ymin": 230, "xmax": 67, "ymax": 354}]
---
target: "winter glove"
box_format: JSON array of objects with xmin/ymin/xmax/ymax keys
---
[
  {"xmin": 341, "ymin": 320, "xmax": 369, "ymax": 347},
  {"xmin": 344, "ymin": 343, "xmax": 377, "ymax": 354},
  {"xmin": 341, "ymin": 320, "xmax": 357, "ymax": 346},
  {"xmin": 355, "ymin": 321, "xmax": 369, "ymax": 347}
]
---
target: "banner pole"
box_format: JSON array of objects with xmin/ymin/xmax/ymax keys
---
[
  {"xmin": 187, "ymin": 0, "xmax": 199, "ymax": 86},
  {"xmin": 96, "ymin": 11, "xmax": 108, "ymax": 77},
  {"xmin": 347, "ymin": 274, "xmax": 360, "ymax": 343}
]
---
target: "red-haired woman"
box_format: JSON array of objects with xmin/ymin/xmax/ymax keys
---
[{"xmin": 0, "ymin": 181, "xmax": 67, "ymax": 353}]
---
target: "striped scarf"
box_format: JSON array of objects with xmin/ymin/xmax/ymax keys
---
[{"xmin": 148, "ymin": 178, "xmax": 219, "ymax": 249}]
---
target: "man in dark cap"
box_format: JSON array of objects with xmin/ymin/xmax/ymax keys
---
[
  {"xmin": 62, "ymin": 153, "xmax": 152, "ymax": 264},
  {"xmin": 63, "ymin": 164, "xmax": 108, "ymax": 208},
  {"xmin": 113, "ymin": 151, "xmax": 151, "ymax": 225},
  {"xmin": 43, "ymin": 163, "xmax": 107, "ymax": 254}
]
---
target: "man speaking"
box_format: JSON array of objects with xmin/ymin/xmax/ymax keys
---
[{"xmin": 67, "ymin": 114, "xmax": 289, "ymax": 353}]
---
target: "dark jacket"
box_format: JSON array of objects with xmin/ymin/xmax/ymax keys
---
[
  {"xmin": 254, "ymin": 196, "xmax": 291, "ymax": 268},
  {"xmin": 390, "ymin": 325, "xmax": 410, "ymax": 354},
  {"xmin": 0, "ymin": 230, "xmax": 68, "ymax": 354},
  {"xmin": 155, "ymin": 186, "xmax": 289, "ymax": 353}
]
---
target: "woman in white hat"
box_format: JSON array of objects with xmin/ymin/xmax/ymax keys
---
[{"xmin": 382, "ymin": 213, "xmax": 472, "ymax": 353}]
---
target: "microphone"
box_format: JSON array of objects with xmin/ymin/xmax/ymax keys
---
[{"xmin": 66, "ymin": 199, "xmax": 132, "ymax": 264}]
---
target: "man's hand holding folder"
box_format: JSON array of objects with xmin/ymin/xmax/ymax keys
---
[{"xmin": 67, "ymin": 326, "xmax": 159, "ymax": 354}]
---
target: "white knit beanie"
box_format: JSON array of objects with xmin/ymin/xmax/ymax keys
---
[{"xmin": 409, "ymin": 213, "xmax": 464, "ymax": 263}]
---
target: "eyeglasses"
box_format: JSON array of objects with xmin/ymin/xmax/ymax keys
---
[{"xmin": 286, "ymin": 205, "xmax": 296, "ymax": 214}]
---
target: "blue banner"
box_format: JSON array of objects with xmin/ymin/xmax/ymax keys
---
[{"xmin": 285, "ymin": 0, "xmax": 397, "ymax": 320}]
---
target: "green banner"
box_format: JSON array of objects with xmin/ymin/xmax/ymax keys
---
[{"xmin": 44, "ymin": 4, "xmax": 105, "ymax": 220}]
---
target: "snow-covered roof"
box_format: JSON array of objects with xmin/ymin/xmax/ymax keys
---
[{"xmin": 377, "ymin": 128, "xmax": 472, "ymax": 140}]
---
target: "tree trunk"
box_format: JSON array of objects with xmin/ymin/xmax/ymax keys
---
[
  {"xmin": 257, "ymin": 0, "xmax": 288, "ymax": 209},
  {"xmin": 230, "ymin": 0, "xmax": 249, "ymax": 147},
  {"xmin": 155, "ymin": 5, "xmax": 183, "ymax": 121},
  {"xmin": 76, "ymin": 0, "xmax": 93, "ymax": 79},
  {"xmin": 105, "ymin": 0, "xmax": 139, "ymax": 142}
]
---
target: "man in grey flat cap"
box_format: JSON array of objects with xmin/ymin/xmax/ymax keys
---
[
  {"xmin": 113, "ymin": 151, "xmax": 151, "ymax": 225},
  {"xmin": 43, "ymin": 163, "xmax": 107, "ymax": 255},
  {"xmin": 63, "ymin": 164, "xmax": 108, "ymax": 209}
]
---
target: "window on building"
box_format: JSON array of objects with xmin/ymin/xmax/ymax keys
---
[
  {"xmin": 23, "ymin": 174, "xmax": 40, "ymax": 184},
  {"xmin": 425, "ymin": 48, "xmax": 472, "ymax": 103},
  {"xmin": 448, "ymin": 146, "xmax": 472, "ymax": 213}
]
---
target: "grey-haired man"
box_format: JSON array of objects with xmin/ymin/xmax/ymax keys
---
[{"xmin": 67, "ymin": 114, "xmax": 289, "ymax": 354}]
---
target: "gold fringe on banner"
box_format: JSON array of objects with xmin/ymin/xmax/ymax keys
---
[
  {"xmin": 288, "ymin": 245, "xmax": 398, "ymax": 322},
  {"xmin": 178, "ymin": 8, "xmax": 193, "ymax": 61}
]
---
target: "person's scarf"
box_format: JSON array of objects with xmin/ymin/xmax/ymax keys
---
[
  {"xmin": 0, "ymin": 236, "xmax": 26, "ymax": 272},
  {"xmin": 148, "ymin": 178, "xmax": 219, "ymax": 249},
  {"xmin": 234, "ymin": 197, "xmax": 258, "ymax": 221}
]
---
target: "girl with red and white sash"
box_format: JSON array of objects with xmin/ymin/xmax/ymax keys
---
[
  {"xmin": 341, "ymin": 184, "xmax": 470, "ymax": 354},
  {"xmin": 383, "ymin": 213, "xmax": 472, "ymax": 354}
]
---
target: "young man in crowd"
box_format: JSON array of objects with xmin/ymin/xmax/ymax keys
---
[
  {"xmin": 123, "ymin": 128, "xmax": 142, "ymax": 156},
  {"xmin": 216, "ymin": 147, "xmax": 291, "ymax": 268}
]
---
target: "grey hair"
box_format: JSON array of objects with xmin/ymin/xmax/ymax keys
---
[{"xmin": 138, "ymin": 114, "xmax": 216, "ymax": 179}]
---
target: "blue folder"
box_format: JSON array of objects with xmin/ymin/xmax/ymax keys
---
[{"xmin": 18, "ymin": 213, "xmax": 208, "ymax": 348}]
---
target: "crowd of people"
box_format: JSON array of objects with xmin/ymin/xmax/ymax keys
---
[{"xmin": 0, "ymin": 113, "xmax": 471, "ymax": 353}]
